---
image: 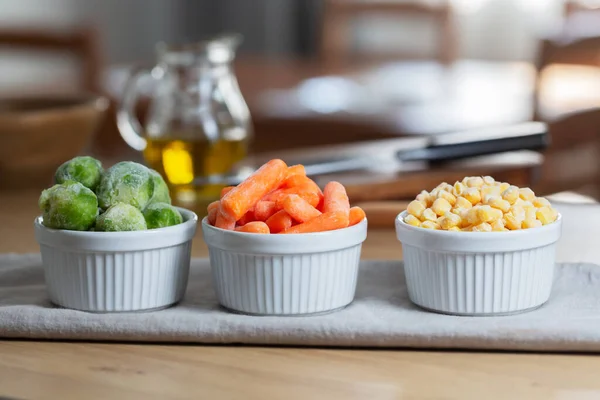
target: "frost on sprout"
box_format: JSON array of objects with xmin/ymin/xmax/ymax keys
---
[
  {"xmin": 96, "ymin": 203, "xmax": 147, "ymax": 232},
  {"xmin": 96, "ymin": 161, "xmax": 153, "ymax": 210},
  {"xmin": 39, "ymin": 181, "xmax": 98, "ymax": 231}
]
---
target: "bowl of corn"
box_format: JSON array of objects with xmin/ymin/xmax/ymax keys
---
[{"xmin": 395, "ymin": 176, "xmax": 562, "ymax": 316}]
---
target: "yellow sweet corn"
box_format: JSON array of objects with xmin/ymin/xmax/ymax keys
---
[
  {"xmin": 503, "ymin": 213, "xmax": 521, "ymax": 230},
  {"xmin": 431, "ymin": 198, "xmax": 452, "ymax": 216},
  {"xmin": 487, "ymin": 197, "xmax": 511, "ymax": 213},
  {"xmin": 472, "ymin": 222, "xmax": 492, "ymax": 232},
  {"xmin": 476, "ymin": 205, "xmax": 503, "ymax": 223},
  {"xmin": 463, "ymin": 187, "xmax": 482, "ymax": 205},
  {"xmin": 420, "ymin": 220, "xmax": 441, "ymax": 230},
  {"xmin": 498, "ymin": 182, "xmax": 510, "ymax": 192},
  {"xmin": 519, "ymin": 187, "xmax": 535, "ymax": 202},
  {"xmin": 448, "ymin": 226, "xmax": 462, "ymax": 232},
  {"xmin": 502, "ymin": 186, "xmax": 519, "ymax": 204},
  {"xmin": 509, "ymin": 204, "xmax": 525, "ymax": 221},
  {"xmin": 481, "ymin": 185, "xmax": 502, "ymax": 199},
  {"xmin": 421, "ymin": 208, "xmax": 438, "ymax": 222},
  {"xmin": 522, "ymin": 219, "xmax": 542, "ymax": 229},
  {"xmin": 455, "ymin": 196, "xmax": 473, "ymax": 209},
  {"xmin": 483, "ymin": 176, "xmax": 495, "ymax": 185},
  {"xmin": 416, "ymin": 190, "xmax": 432, "ymax": 207},
  {"xmin": 407, "ymin": 200, "xmax": 425, "ymax": 218},
  {"xmin": 404, "ymin": 214, "xmax": 421, "ymax": 227},
  {"xmin": 491, "ymin": 219, "xmax": 505, "ymax": 231},
  {"xmin": 466, "ymin": 206, "xmax": 481, "ymax": 225},
  {"xmin": 525, "ymin": 206, "xmax": 537, "ymax": 221},
  {"xmin": 440, "ymin": 211, "xmax": 461, "ymax": 229},
  {"xmin": 536, "ymin": 206, "xmax": 556, "ymax": 225},
  {"xmin": 533, "ymin": 197, "xmax": 551, "ymax": 208},
  {"xmin": 453, "ymin": 182, "xmax": 466, "ymax": 197},
  {"xmin": 466, "ymin": 176, "xmax": 484, "ymax": 188},
  {"xmin": 437, "ymin": 190, "xmax": 457, "ymax": 206}
]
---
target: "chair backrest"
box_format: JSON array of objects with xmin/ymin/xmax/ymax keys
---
[
  {"xmin": 320, "ymin": 0, "xmax": 457, "ymax": 65},
  {"xmin": 0, "ymin": 27, "xmax": 102, "ymax": 93}
]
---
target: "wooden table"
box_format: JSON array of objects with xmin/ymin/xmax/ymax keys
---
[{"xmin": 3, "ymin": 190, "xmax": 600, "ymax": 399}]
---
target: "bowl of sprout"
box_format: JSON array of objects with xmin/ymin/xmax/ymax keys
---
[{"xmin": 34, "ymin": 156, "xmax": 198, "ymax": 312}]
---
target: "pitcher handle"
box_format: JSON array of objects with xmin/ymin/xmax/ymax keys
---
[{"xmin": 117, "ymin": 67, "xmax": 152, "ymax": 151}]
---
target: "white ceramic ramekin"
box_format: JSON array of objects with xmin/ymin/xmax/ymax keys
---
[
  {"xmin": 395, "ymin": 211, "xmax": 562, "ymax": 316},
  {"xmin": 33, "ymin": 207, "xmax": 198, "ymax": 312},
  {"xmin": 202, "ymin": 218, "xmax": 368, "ymax": 316}
]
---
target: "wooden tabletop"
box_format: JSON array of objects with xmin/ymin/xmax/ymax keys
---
[{"xmin": 2, "ymin": 190, "xmax": 600, "ymax": 399}]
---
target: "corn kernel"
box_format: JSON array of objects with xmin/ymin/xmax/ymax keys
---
[
  {"xmin": 487, "ymin": 197, "xmax": 511, "ymax": 213},
  {"xmin": 437, "ymin": 190, "xmax": 457, "ymax": 206},
  {"xmin": 421, "ymin": 208, "xmax": 437, "ymax": 222},
  {"xmin": 491, "ymin": 219, "xmax": 505, "ymax": 231},
  {"xmin": 481, "ymin": 185, "xmax": 502, "ymax": 198},
  {"xmin": 416, "ymin": 190, "xmax": 432, "ymax": 207},
  {"xmin": 430, "ymin": 188, "xmax": 440, "ymax": 197},
  {"xmin": 463, "ymin": 188, "xmax": 482, "ymax": 205},
  {"xmin": 498, "ymin": 182, "xmax": 511, "ymax": 192},
  {"xmin": 453, "ymin": 182, "xmax": 466, "ymax": 197},
  {"xmin": 452, "ymin": 208, "xmax": 470, "ymax": 226},
  {"xmin": 407, "ymin": 200, "xmax": 426, "ymax": 218},
  {"xmin": 509, "ymin": 204, "xmax": 526, "ymax": 221},
  {"xmin": 404, "ymin": 214, "xmax": 421, "ymax": 227},
  {"xmin": 420, "ymin": 220, "xmax": 441, "ymax": 230},
  {"xmin": 522, "ymin": 219, "xmax": 542, "ymax": 229},
  {"xmin": 472, "ymin": 222, "xmax": 492, "ymax": 232},
  {"xmin": 466, "ymin": 177, "xmax": 484, "ymax": 188},
  {"xmin": 502, "ymin": 186, "xmax": 519, "ymax": 204},
  {"xmin": 525, "ymin": 206, "xmax": 537, "ymax": 221},
  {"xmin": 476, "ymin": 205, "xmax": 503, "ymax": 223},
  {"xmin": 483, "ymin": 176, "xmax": 495, "ymax": 185},
  {"xmin": 533, "ymin": 197, "xmax": 551, "ymax": 208},
  {"xmin": 466, "ymin": 206, "xmax": 481, "ymax": 225},
  {"xmin": 536, "ymin": 206, "xmax": 556, "ymax": 225},
  {"xmin": 519, "ymin": 187, "xmax": 535, "ymax": 201},
  {"xmin": 440, "ymin": 211, "xmax": 461, "ymax": 229},
  {"xmin": 448, "ymin": 226, "xmax": 462, "ymax": 232},
  {"xmin": 503, "ymin": 213, "xmax": 521, "ymax": 230},
  {"xmin": 431, "ymin": 198, "xmax": 452, "ymax": 216},
  {"xmin": 455, "ymin": 196, "xmax": 472, "ymax": 209}
]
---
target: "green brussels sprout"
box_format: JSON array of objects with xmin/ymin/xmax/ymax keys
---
[
  {"xmin": 143, "ymin": 202, "xmax": 182, "ymax": 229},
  {"xmin": 148, "ymin": 169, "xmax": 171, "ymax": 205},
  {"xmin": 96, "ymin": 162, "xmax": 153, "ymax": 210},
  {"xmin": 54, "ymin": 156, "xmax": 103, "ymax": 190},
  {"xmin": 95, "ymin": 203, "xmax": 147, "ymax": 232},
  {"xmin": 38, "ymin": 181, "xmax": 98, "ymax": 231}
]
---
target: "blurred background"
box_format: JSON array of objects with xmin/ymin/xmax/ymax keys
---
[{"xmin": 2, "ymin": 0, "xmax": 600, "ymax": 217}]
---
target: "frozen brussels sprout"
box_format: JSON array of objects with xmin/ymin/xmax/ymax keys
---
[
  {"xmin": 38, "ymin": 181, "xmax": 98, "ymax": 231},
  {"xmin": 149, "ymin": 169, "xmax": 171, "ymax": 205},
  {"xmin": 54, "ymin": 156, "xmax": 103, "ymax": 190},
  {"xmin": 95, "ymin": 203, "xmax": 147, "ymax": 232},
  {"xmin": 96, "ymin": 162, "xmax": 153, "ymax": 210},
  {"xmin": 143, "ymin": 202, "xmax": 182, "ymax": 229}
]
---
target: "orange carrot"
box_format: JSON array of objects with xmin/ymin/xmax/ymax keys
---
[
  {"xmin": 238, "ymin": 210, "xmax": 256, "ymax": 226},
  {"xmin": 254, "ymin": 200, "xmax": 278, "ymax": 221},
  {"xmin": 285, "ymin": 164, "xmax": 306, "ymax": 179},
  {"xmin": 207, "ymin": 200, "xmax": 220, "ymax": 212},
  {"xmin": 322, "ymin": 181, "xmax": 350, "ymax": 215},
  {"xmin": 264, "ymin": 184, "xmax": 320, "ymax": 208},
  {"xmin": 208, "ymin": 207, "xmax": 218, "ymax": 225},
  {"xmin": 281, "ymin": 194, "xmax": 321, "ymax": 223},
  {"xmin": 265, "ymin": 209, "xmax": 293, "ymax": 233},
  {"xmin": 220, "ymin": 186, "xmax": 235, "ymax": 198},
  {"xmin": 221, "ymin": 159, "xmax": 288, "ymax": 221},
  {"xmin": 282, "ymin": 211, "xmax": 349, "ymax": 234},
  {"xmin": 235, "ymin": 221, "xmax": 270, "ymax": 234},
  {"xmin": 215, "ymin": 208, "xmax": 235, "ymax": 230},
  {"xmin": 349, "ymin": 206, "xmax": 366, "ymax": 226}
]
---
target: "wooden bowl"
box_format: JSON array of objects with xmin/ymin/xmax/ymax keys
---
[{"xmin": 0, "ymin": 94, "xmax": 109, "ymax": 189}]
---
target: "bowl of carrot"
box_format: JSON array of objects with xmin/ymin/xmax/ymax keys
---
[{"xmin": 201, "ymin": 159, "xmax": 367, "ymax": 316}]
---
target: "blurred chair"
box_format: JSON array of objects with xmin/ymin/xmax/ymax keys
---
[
  {"xmin": 320, "ymin": 0, "xmax": 457, "ymax": 65},
  {"xmin": 533, "ymin": 108, "xmax": 600, "ymax": 200},
  {"xmin": 0, "ymin": 27, "xmax": 103, "ymax": 93}
]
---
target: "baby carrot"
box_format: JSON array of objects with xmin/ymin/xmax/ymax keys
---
[
  {"xmin": 265, "ymin": 209, "xmax": 293, "ymax": 233},
  {"xmin": 264, "ymin": 184, "xmax": 321, "ymax": 208},
  {"xmin": 235, "ymin": 221, "xmax": 270, "ymax": 234},
  {"xmin": 215, "ymin": 208, "xmax": 236, "ymax": 230},
  {"xmin": 282, "ymin": 211, "xmax": 349, "ymax": 234},
  {"xmin": 207, "ymin": 200, "xmax": 220, "ymax": 212},
  {"xmin": 220, "ymin": 186, "xmax": 235, "ymax": 198},
  {"xmin": 281, "ymin": 194, "xmax": 321, "ymax": 223},
  {"xmin": 254, "ymin": 200, "xmax": 278, "ymax": 221},
  {"xmin": 349, "ymin": 206, "xmax": 366, "ymax": 226},
  {"xmin": 286, "ymin": 164, "xmax": 306, "ymax": 179},
  {"xmin": 208, "ymin": 207, "xmax": 218, "ymax": 225},
  {"xmin": 221, "ymin": 159, "xmax": 288, "ymax": 221},
  {"xmin": 322, "ymin": 181, "xmax": 350, "ymax": 215},
  {"xmin": 238, "ymin": 210, "xmax": 256, "ymax": 226}
]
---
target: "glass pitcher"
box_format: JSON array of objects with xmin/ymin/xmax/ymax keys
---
[{"xmin": 117, "ymin": 34, "xmax": 252, "ymax": 205}]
